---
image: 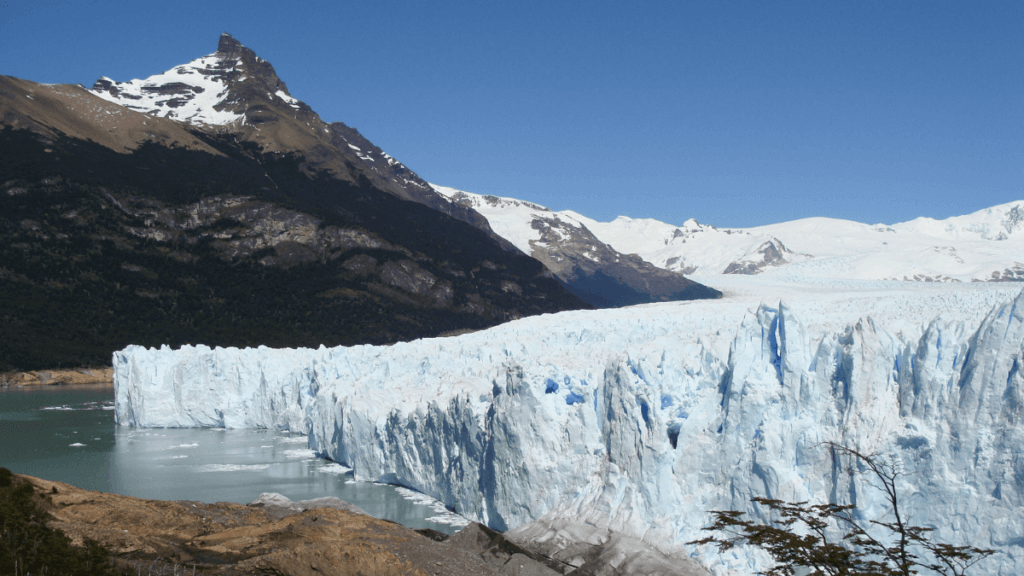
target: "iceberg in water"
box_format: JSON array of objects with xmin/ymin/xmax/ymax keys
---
[{"xmin": 114, "ymin": 280, "xmax": 1024, "ymax": 575}]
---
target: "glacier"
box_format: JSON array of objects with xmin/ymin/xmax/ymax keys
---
[{"xmin": 114, "ymin": 279, "xmax": 1024, "ymax": 575}]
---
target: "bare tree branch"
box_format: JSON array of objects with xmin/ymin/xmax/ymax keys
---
[{"xmin": 690, "ymin": 443, "xmax": 996, "ymax": 576}]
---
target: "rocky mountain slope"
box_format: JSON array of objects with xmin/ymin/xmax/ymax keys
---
[
  {"xmin": 0, "ymin": 35, "xmax": 587, "ymax": 371},
  {"xmin": 433, "ymin": 185, "xmax": 721, "ymax": 307},
  {"xmin": 89, "ymin": 33, "xmax": 499, "ymax": 238}
]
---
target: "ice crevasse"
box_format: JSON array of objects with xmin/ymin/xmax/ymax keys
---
[{"xmin": 114, "ymin": 285, "xmax": 1024, "ymax": 575}]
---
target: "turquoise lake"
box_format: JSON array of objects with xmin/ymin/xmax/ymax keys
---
[{"xmin": 0, "ymin": 385, "xmax": 466, "ymax": 534}]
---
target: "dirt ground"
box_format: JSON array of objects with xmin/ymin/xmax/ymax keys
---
[{"xmin": 22, "ymin": 474, "xmax": 562, "ymax": 576}]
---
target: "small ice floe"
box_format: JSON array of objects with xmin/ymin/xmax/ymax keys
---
[
  {"xmin": 169, "ymin": 443, "xmax": 198, "ymax": 449},
  {"xmin": 394, "ymin": 487, "xmax": 471, "ymax": 528},
  {"xmin": 282, "ymin": 448, "xmax": 316, "ymax": 459},
  {"xmin": 44, "ymin": 401, "xmax": 112, "ymax": 411},
  {"xmin": 316, "ymin": 462, "xmax": 353, "ymax": 475},
  {"xmin": 199, "ymin": 464, "xmax": 271, "ymax": 472},
  {"xmin": 277, "ymin": 435, "xmax": 308, "ymax": 444},
  {"xmin": 69, "ymin": 443, "xmax": 86, "ymax": 447}
]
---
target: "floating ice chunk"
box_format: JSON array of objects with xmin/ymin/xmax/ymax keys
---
[
  {"xmin": 278, "ymin": 436, "xmax": 309, "ymax": 444},
  {"xmin": 199, "ymin": 464, "xmax": 271, "ymax": 472},
  {"xmin": 395, "ymin": 487, "xmax": 472, "ymax": 527},
  {"xmin": 317, "ymin": 462, "xmax": 353, "ymax": 475}
]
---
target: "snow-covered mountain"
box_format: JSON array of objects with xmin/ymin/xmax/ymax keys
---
[
  {"xmin": 115, "ymin": 279, "xmax": 1024, "ymax": 575},
  {"xmin": 0, "ymin": 35, "xmax": 597, "ymax": 370},
  {"xmin": 591, "ymin": 202, "xmax": 1024, "ymax": 282},
  {"xmin": 90, "ymin": 33, "xmax": 383, "ymax": 162},
  {"xmin": 434, "ymin": 185, "xmax": 721, "ymax": 307},
  {"xmin": 86, "ymin": 33, "xmax": 502, "ymax": 238},
  {"xmin": 76, "ymin": 33, "xmax": 725, "ymax": 301},
  {"xmin": 434, "ymin": 184, "xmax": 1024, "ymax": 283}
]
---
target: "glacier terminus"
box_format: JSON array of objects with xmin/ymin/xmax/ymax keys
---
[{"xmin": 114, "ymin": 277, "xmax": 1024, "ymax": 575}]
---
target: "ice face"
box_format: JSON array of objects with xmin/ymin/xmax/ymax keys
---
[{"xmin": 114, "ymin": 280, "xmax": 1024, "ymax": 575}]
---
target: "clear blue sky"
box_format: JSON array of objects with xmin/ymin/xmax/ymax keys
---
[{"xmin": 2, "ymin": 1, "xmax": 1021, "ymax": 228}]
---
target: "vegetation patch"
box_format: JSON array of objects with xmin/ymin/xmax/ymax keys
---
[{"xmin": 0, "ymin": 468, "xmax": 126, "ymax": 576}]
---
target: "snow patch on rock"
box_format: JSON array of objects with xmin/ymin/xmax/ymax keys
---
[{"xmin": 91, "ymin": 54, "xmax": 243, "ymax": 126}]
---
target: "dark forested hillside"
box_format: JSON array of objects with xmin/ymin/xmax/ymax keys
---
[{"xmin": 0, "ymin": 127, "xmax": 586, "ymax": 371}]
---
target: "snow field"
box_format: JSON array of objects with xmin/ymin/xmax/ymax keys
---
[{"xmin": 431, "ymin": 183, "xmax": 1024, "ymax": 282}]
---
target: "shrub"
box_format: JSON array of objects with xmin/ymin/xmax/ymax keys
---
[{"xmin": 0, "ymin": 468, "xmax": 126, "ymax": 576}]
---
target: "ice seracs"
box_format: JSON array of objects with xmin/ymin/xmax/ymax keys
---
[{"xmin": 114, "ymin": 279, "xmax": 1024, "ymax": 575}]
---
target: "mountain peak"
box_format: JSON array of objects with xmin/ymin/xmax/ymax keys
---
[
  {"xmin": 217, "ymin": 33, "xmax": 245, "ymax": 54},
  {"xmin": 214, "ymin": 33, "xmax": 268, "ymax": 73},
  {"xmin": 80, "ymin": 34, "xmax": 499, "ymax": 236},
  {"xmin": 89, "ymin": 33, "xmax": 291, "ymax": 127}
]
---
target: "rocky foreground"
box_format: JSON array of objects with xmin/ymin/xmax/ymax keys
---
[{"xmin": 17, "ymin": 473, "xmax": 705, "ymax": 576}]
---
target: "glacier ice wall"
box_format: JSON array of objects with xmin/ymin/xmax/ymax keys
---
[{"xmin": 114, "ymin": 285, "xmax": 1024, "ymax": 575}]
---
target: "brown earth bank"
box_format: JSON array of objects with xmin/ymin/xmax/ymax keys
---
[
  {"xmin": 17, "ymin": 473, "xmax": 577, "ymax": 576},
  {"xmin": 0, "ymin": 367, "xmax": 113, "ymax": 387}
]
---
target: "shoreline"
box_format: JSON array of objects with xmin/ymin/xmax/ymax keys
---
[
  {"xmin": 8, "ymin": 470, "xmax": 587, "ymax": 576},
  {"xmin": 0, "ymin": 367, "xmax": 113, "ymax": 388}
]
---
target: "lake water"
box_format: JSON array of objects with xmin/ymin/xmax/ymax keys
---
[{"xmin": 0, "ymin": 385, "xmax": 468, "ymax": 534}]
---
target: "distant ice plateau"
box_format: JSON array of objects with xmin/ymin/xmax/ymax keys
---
[
  {"xmin": 433, "ymin": 185, "xmax": 1024, "ymax": 284},
  {"xmin": 115, "ymin": 277, "xmax": 1024, "ymax": 575}
]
